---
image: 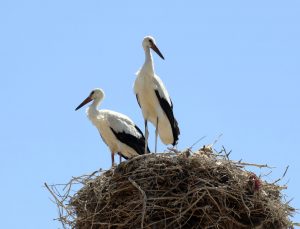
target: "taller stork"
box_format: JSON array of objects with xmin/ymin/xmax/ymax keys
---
[
  {"xmin": 134, "ymin": 36, "xmax": 180, "ymax": 153},
  {"xmin": 75, "ymin": 88, "xmax": 149, "ymax": 166}
]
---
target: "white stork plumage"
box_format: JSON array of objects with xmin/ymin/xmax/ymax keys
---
[
  {"xmin": 134, "ymin": 36, "xmax": 180, "ymax": 153},
  {"xmin": 75, "ymin": 88, "xmax": 149, "ymax": 166}
]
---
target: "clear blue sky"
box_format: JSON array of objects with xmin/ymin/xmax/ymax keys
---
[{"xmin": 0, "ymin": 1, "xmax": 299, "ymax": 228}]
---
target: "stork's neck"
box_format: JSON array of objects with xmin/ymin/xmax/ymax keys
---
[
  {"xmin": 87, "ymin": 98, "xmax": 102, "ymax": 120},
  {"xmin": 142, "ymin": 47, "xmax": 154, "ymax": 74}
]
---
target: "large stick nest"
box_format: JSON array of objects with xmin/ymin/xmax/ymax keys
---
[{"xmin": 46, "ymin": 147, "xmax": 296, "ymax": 229}]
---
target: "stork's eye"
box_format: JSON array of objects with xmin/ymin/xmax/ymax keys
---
[{"xmin": 90, "ymin": 91, "xmax": 95, "ymax": 96}]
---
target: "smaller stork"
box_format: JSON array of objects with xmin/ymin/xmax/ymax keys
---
[{"xmin": 75, "ymin": 88, "xmax": 149, "ymax": 166}]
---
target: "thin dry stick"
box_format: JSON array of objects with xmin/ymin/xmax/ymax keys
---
[
  {"xmin": 273, "ymin": 165, "xmax": 289, "ymax": 184},
  {"xmin": 128, "ymin": 177, "xmax": 147, "ymax": 229},
  {"xmin": 44, "ymin": 182, "xmax": 73, "ymax": 217},
  {"xmin": 233, "ymin": 161, "xmax": 274, "ymax": 169},
  {"xmin": 167, "ymin": 191, "xmax": 207, "ymax": 228}
]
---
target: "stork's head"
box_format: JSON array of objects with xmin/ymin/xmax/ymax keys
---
[
  {"xmin": 75, "ymin": 88, "xmax": 105, "ymax": 111},
  {"xmin": 142, "ymin": 36, "xmax": 164, "ymax": 60}
]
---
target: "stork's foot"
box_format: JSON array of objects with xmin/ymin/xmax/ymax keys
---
[{"xmin": 167, "ymin": 146, "xmax": 180, "ymax": 154}]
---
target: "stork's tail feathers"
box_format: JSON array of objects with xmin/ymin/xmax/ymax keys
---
[
  {"xmin": 134, "ymin": 125, "xmax": 150, "ymax": 154},
  {"xmin": 110, "ymin": 127, "xmax": 149, "ymax": 156},
  {"xmin": 172, "ymin": 117, "xmax": 180, "ymax": 146}
]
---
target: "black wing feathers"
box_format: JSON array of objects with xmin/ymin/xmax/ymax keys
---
[
  {"xmin": 154, "ymin": 90, "xmax": 180, "ymax": 146},
  {"xmin": 136, "ymin": 94, "xmax": 141, "ymax": 108},
  {"xmin": 134, "ymin": 125, "xmax": 150, "ymax": 153},
  {"xmin": 110, "ymin": 127, "xmax": 150, "ymax": 156}
]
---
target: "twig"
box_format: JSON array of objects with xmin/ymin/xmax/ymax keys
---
[
  {"xmin": 273, "ymin": 165, "xmax": 289, "ymax": 184},
  {"xmin": 189, "ymin": 135, "xmax": 206, "ymax": 149},
  {"xmin": 128, "ymin": 177, "xmax": 147, "ymax": 229},
  {"xmin": 233, "ymin": 161, "xmax": 274, "ymax": 169},
  {"xmin": 167, "ymin": 191, "xmax": 207, "ymax": 228},
  {"xmin": 44, "ymin": 182, "xmax": 73, "ymax": 217}
]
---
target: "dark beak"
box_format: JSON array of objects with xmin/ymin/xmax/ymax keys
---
[
  {"xmin": 151, "ymin": 43, "xmax": 165, "ymax": 60},
  {"xmin": 75, "ymin": 96, "xmax": 93, "ymax": 111}
]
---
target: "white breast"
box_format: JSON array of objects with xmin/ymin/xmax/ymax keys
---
[{"xmin": 134, "ymin": 72, "xmax": 174, "ymax": 145}]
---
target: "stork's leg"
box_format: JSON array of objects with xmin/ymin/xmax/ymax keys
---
[
  {"xmin": 119, "ymin": 154, "xmax": 122, "ymax": 163},
  {"xmin": 155, "ymin": 117, "xmax": 159, "ymax": 153},
  {"xmin": 144, "ymin": 119, "xmax": 149, "ymax": 154},
  {"xmin": 111, "ymin": 151, "xmax": 115, "ymax": 167}
]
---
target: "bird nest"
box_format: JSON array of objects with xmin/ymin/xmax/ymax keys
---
[{"xmin": 46, "ymin": 147, "xmax": 296, "ymax": 229}]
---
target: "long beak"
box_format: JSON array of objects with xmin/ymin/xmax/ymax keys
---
[
  {"xmin": 75, "ymin": 96, "xmax": 93, "ymax": 111},
  {"xmin": 151, "ymin": 43, "xmax": 165, "ymax": 60}
]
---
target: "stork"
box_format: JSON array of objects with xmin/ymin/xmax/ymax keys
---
[
  {"xmin": 75, "ymin": 88, "xmax": 150, "ymax": 166},
  {"xmin": 134, "ymin": 36, "xmax": 180, "ymax": 153}
]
